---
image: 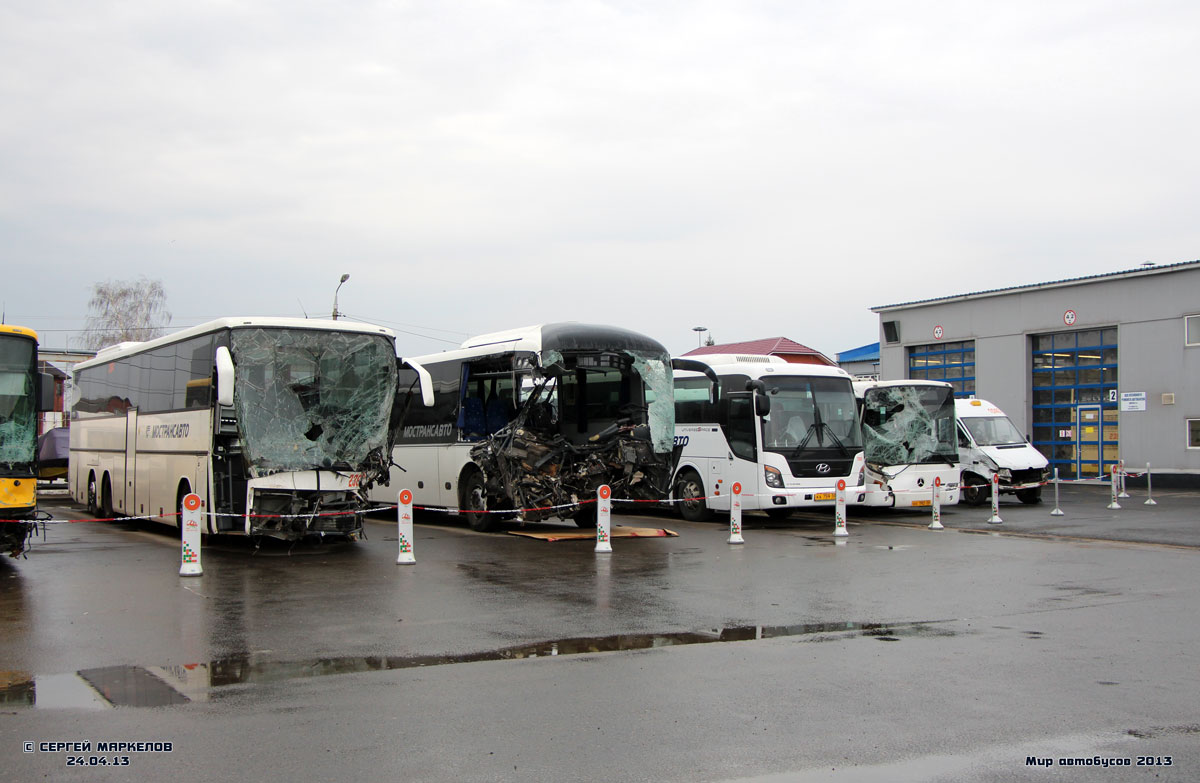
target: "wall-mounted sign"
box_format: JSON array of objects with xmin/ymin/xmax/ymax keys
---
[
  {"xmin": 1119, "ymin": 391, "xmax": 1146, "ymax": 412},
  {"xmin": 933, "ymin": 325, "xmax": 944, "ymax": 340},
  {"xmin": 1064, "ymin": 309, "xmax": 1077, "ymax": 326}
]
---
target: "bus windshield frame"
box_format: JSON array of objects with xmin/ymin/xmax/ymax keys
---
[
  {"xmin": 861, "ymin": 384, "xmax": 958, "ymax": 466},
  {"xmin": 230, "ymin": 327, "xmax": 398, "ymax": 475},
  {"xmin": 760, "ymin": 376, "xmax": 862, "ymax": 458},
  {"xmin": 0, "ymin": 334, "xmax": 37, "ymax": 468}
]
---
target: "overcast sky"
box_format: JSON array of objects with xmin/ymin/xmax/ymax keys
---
[{"xmin": 3, "ymin": 1, "xmax": 1198, "ymax": 360}]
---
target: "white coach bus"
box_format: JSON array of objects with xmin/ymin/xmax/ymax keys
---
[
  {"xmin": 853, "ymin": 379, "xmax": 961, "ymax": 508},
  {"xmin": 370, "ymin": 322, "xmax": 681, "ymax": 531},
  {"xmin": 69, "ymin": 318, "xmax": 403, "ymax": 541},
  {"xmin": 670, "ymin": 355, "xmax": 868, "ymax": 521}
]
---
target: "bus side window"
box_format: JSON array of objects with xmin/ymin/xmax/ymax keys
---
[{"xmin": 957, "ymin": 425, "xmax": 971, "ymax": 449}]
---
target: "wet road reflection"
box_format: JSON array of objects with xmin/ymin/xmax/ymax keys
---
[{"xmin": 1, "ymin": 619, "xmax": 959, "ymax": 709}]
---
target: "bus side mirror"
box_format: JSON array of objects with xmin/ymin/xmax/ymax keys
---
[
  {"xmin": 401, "ymin": 358, "xmax": 435, "ymax": 407},
  {"xmin": 745, "ymin": 379, "xmax": 770, "ymax": 417},
  {"xmin": 37, "ymin": 372, "xmax": 55, "ymax": 412},
  {"xmin": 216, "ymin": 346, "xmax": 235, "ymax": 407}
]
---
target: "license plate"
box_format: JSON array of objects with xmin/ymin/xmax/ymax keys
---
[
  {"xmin": 814, "ymin": 492, "xmax": 835, "ymax": 501},
  {"xmin": 912, "ymin": 500, "xmax": 932, "ymax": 507}
]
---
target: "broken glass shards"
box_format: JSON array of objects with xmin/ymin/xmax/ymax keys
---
[
  {"xmin": 229, "ymin": 328, "xmax": 397, "ymax": 477},
  {"xmin": 631, "ymin": 352, "xmax": 675, "ymax": 454},
  {"xmin": 861, "ymin": 385, "xmax": 956, "ymax": 467},
  {"xmin": 0, "ymin": 371, "xmax": 36, "ymax": 466}
]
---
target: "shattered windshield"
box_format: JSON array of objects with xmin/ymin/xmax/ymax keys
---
[
  {"xmin": 861, "ymin": 385, "xmax": 957, "ymax": 465},
  {"xmin": 230, "ymin": 328, "xmax": 397, "ymax": 475},
  {"xmin": 0, "ymin": 336, "xmax": 37, "ymax": 466},
  {"xmin": 761, "ymin": 377, "xmax": 861, "ymax": 454},
  {"xmin": 631, "ymin": 352, "xmax": 674, "ymax": 453},
  {"xmin": 964, "ymin": 415, "xmax": 1026, "ymax": 447}
]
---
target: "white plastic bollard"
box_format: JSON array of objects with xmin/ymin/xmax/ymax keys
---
[
  {"xmin": 179, "ymin": 493, "xmax": 203, "ymax": 576},
  {"xmin": 728, "ymin": 482, "xmax": 745, "ymax": 544},
  {"xmin": 929, "ymin": 476, "xmax": 944, "ymax": 529},
  {"xmin": 1050, "ymin": 467, "xmax": 1064, "ymax": 516},
  {"xmin": 1118, "ymin": 459, "xmax": 1130, "ymax": 498},
  {"xmin": 833, "ymin": 479, "xmax": 848, "ymax": 537},
  {"xmin": 986, "ymin": 473, "xmax": 1003, "ymax": 524},
  {"xmin": 397, "ymin": 489, "xmax": 415, "ymax": 564},
  {"xmin": 1144, "ymin": 463, "xmax": 1157, "ymax": 506},
  {"xmin": 1107, "ymin": 463, "xmax": 1121, "ymax": 510},
  {"xmin": 595, "ymin": 485, "xmax": 612, "ymax": 553}
]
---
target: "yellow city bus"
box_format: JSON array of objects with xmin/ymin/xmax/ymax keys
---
[{"xmin": 1, "ymin": 325, "xmax": 54, "ymax": 557}]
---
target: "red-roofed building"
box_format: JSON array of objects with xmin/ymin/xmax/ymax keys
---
[{"xmin": 682, "ymin": 337, "xmax": 835, "ymax": 366}]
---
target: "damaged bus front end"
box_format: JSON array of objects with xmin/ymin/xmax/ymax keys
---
[
  {"xmin": 221, "ymin": 325, "xmax": 398, "ymax": 541},
  {"xmin": 463, "ymin": 324, "xmax": 679, "ymax": 528}
]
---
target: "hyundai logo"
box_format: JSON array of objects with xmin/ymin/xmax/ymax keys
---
[{"xmin": 815, "ymin": 463, "xmax": 831, "ymax": 474}]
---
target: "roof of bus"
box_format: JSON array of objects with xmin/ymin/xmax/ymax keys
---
[
  {"xmin": 0, "ymin": 325, "xmax": 38, "ymax": 341},
  {"xmin": 674, "ymin": 355, "xmax": 852, "ymax": 381},
  {"xmin": 458, "ymin": 322, "xmax": 668, "ymax": 356},
  {"xmin": 852, "ymin": 378, "xmax": 953, "ymax": 394},
  {"xmin": 75, "ymin": 317, "xmax": 395, "ymax": 371}
]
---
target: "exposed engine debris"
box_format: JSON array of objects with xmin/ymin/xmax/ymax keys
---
[{"xmin": 470, "ymin": 385, "xmax": 674, "ymax": 523}]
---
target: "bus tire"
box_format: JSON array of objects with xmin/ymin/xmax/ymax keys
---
[
  {"xmin": 176, "ymin": 482, "xmax": 191, "ymax": 538},
  {"xmin": 460, "ymin": 470, "xmax": 495, "ymax": 532},
  {"xmin": 86, "ymin": 472, "xmax": 98, "ymax": 516},
  {"xmin": 571, "ymin": 503, "xmax": 598, "ymax": 528},
  {"xmin": 674, "ymin": 470, "xmax": 713, "ymax": 522},
  {"xmin": 1016, "ymin": 487, "xmax": 1042, "ymax": 505},
  {"xmin": 100, "ymin": 474, "xmax": 114, "ymax": 519},
  {"xmin": 960, "ymin": 473, "xmax": 988, "ymax": 506}
]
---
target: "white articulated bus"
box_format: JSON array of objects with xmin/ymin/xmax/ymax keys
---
[
  {"xmin": 670, "ymin": 355, "xmax": 868, "ymax": 521},
  {"xmin": 69, "ymin": 318, "xmax": 403, "ymax": 541},
  {"xmin": 853, "ymin": 379, "xmax": 961, "ymax": 508},
  {"xmin": 370, "ymin": 322, "xmax": 681, "ymax": 531}
]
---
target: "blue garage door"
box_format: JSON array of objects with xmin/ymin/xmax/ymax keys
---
[{"xmin": 1031, "ymin": 328, "xmax": 1119, "ymax": 480}]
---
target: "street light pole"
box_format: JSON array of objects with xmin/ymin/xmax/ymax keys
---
[
  {"xmin": 692, "ymin": 326, "xmax": 708, "ymax": 347},
  {"xmin": 331, "ymin": 274, "xmax": 350, "ymax": 320}
]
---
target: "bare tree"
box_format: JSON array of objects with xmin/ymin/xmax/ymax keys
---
[{"xmin": 81, "ymin": 278, "xmax": 172, "ymax": 350}]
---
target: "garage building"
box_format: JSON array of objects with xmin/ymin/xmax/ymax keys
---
[{"xmin": 871, "ymin": 260, "xmax": 1200, "ymax": 486}]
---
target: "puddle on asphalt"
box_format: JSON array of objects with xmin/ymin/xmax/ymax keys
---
[{"xmin": 0, "ymin": 620, "xmax": 957, "ymax": 709}]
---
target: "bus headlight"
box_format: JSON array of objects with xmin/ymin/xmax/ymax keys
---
[{"xmin": 764, "ymin": 465, "xmax": 784, "ymax": 488}]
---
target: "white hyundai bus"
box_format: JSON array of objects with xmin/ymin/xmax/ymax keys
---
[
  {"xmin": 670, "ymin": 355, "xmax": 868, "ymax": 521},
  {"xmin": 853, "ymin": 379, "xmax": 960, "ymax": 508},
  {"xmin": 69, "ymin": 317, "xmax": 404, "ymax": 541}
]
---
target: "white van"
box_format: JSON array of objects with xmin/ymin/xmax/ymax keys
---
[{"xmin": 955, "ymin": 398, "xmax": 1049, "ymax": 505}]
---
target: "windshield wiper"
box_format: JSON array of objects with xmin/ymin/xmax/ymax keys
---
[{"xmin": 789, "ymin": 405, "xmax": 851, "ymax": 459}]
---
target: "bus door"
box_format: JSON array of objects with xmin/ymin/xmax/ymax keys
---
[
  {"xmin": 123, "ymin": 409, "xmax": 138, "ymax": 514},
  {"xmin": 717, "ymin": 394, "xmax": 761, "ymax": 510}
]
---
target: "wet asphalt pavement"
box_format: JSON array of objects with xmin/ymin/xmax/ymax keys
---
[{"xmin": 2, "ymin": 484, "xmax": 1198, "ymax": 781}]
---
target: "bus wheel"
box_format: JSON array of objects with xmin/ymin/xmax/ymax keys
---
[
  {"xmin": 100, "ymin": 475, "xmax": 114, "ymax": 519},
  {"xmin": 176, "ymin": 483, "xmax": 191, "ymax": 538},
  {"xmin": 674, "ymin": 470, "xmax": 713, "ymax": 522},
  {"xmin": 460, "ymin": 471, "xmax": 495, "ymax": 532},
  {"xmin": 86, "ymin": 473, "xmax": 98, "ymax": 516},
  {"xmin": 960, "ymin": 474, "xmax": 988, "ymax": 506},
  {"xmin": 571, "ymin": 503, "xmax": 598, "ymax": 528}
]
